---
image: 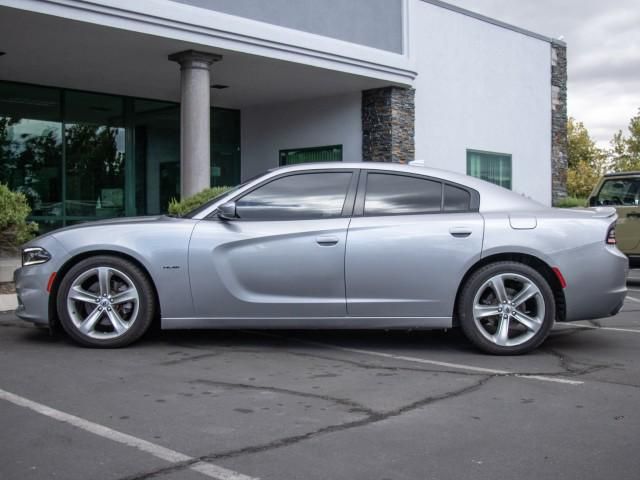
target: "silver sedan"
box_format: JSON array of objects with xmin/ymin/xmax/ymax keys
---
[{"xmin": 14, "ymin": 163, "xmax": 628, "ymax": 354}]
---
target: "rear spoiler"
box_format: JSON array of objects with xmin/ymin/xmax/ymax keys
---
[{"xmin": 574, "ymin": 207, "xmax": 617, "ymax": 219}]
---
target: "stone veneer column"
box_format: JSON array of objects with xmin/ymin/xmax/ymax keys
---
[
  {"xmin": 551, "ymin": 42, "xmax": 568, "ymax": 205},
  {"xmin": 169, "ymin": 50, "xmax": 222, "ymax": 198},
  {"xmin": 362, "ymin": 87, "xmax": 415, "ymax": 163}
]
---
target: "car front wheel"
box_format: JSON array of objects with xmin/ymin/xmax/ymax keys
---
[
  {"xmin": 457, "ymin": 261, "xmax": 555, "ymax": 355},
  {"xmin": 56, "ymin": 255, "xmax": 155, "ymax": 348}
]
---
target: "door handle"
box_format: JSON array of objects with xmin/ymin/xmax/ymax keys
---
[
  {"xmin": 449, "ymin": 227, "xmax": 472, "ymax": 238},
  {"xmin": 316, "ymin": 236, "xmax": 339, "ymax": 246}
]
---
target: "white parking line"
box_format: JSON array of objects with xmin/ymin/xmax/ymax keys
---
[
  {"xmin": 625, "ymin": 295, "xmax": 640, "ymax": 303},
  {"xmin": 0, "ymin": 388, "xmax": 257, "ymax": 480},
  {"xmin": 560, "ymin": 323, "xmax": 640, "ymax": 334},
  {"xmin": 260, "ymin": 334, "xmax": 583, "ymax": 385}
]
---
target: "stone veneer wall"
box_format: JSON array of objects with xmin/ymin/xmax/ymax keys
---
[
  {"xmin": 362, "ymin": 87, "xmax": 415, "ymax": 163},
  {"xmin": 551, "ymin": 42, "xmax": 568, "ymax": 204}
]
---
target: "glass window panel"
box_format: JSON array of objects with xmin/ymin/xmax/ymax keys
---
[
  {"xmin": 236, "ymin": 172, "xmax": 352, "ymax": 220},
  {"xmin": 133, "ymin": 99, "xmax": 180, "ymax": 215},
  {"xmin": 65, "ymin": 91, "xmax": 125, "ymax": 219},
  {"xmin": 279, "ymin": 145, "xmax": 342, "ymax": 166},
  {"xmin": 444, "ymin": 184, "xmax": 471, "ymax": 212},
  {"xmin": 1, "ymin": 81, "xmax": 242, "ymax": 223},
  {"xmin": 0, "ymin": 83, "xmax": 62, "ymax": 220},
  {"xmin": 467, "ymin": 150, "xmax": 512, "ymax": 189},
  {"xmin": 212, "ymin": 108, "xmax": 240, "ymax": 188},
  {"xmin": 365, "ymin": 173, "xmax": 442, "ymax": 216},
  {"xmin": 595, "ymin": 178, "xmax": 640, "ymax": 206}
]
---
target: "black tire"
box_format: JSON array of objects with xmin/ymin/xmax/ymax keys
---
[
  {"xmin": 457, "ymin": 261, "xmax": 555, "ymax": 355},
  {"xmin": 56, "ymin": 255, "xmax": 156, "ymax": 348}
]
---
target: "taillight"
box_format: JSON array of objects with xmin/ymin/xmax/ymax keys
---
[{"xmin": 606, "ymin": 224, "xmax": 617, "ymax": 245}]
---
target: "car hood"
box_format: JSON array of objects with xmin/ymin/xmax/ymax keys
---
[
  {"xmin": 55, "ymin": 215, "xmax": 170, "ymax": 231},
  {"xmin": 25, "ymin": 215, "xmax": 188, "ymax": 246}
]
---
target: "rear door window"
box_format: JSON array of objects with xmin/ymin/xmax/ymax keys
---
[{"xmin": 364, "ymin": 173, "xmax": 442, "ymax": 216}]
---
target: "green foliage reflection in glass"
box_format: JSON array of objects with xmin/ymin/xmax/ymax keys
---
[
  {"xmin": 279, "ymin": 145, "xmax": 342, "ymax": 166},
  {"xmin": 168, "ymin": 186, "xmax": 232, "ymax": 217},
  {"xmin": 0, "ymin": 183, "xmax": 38, "ymax": 252}
]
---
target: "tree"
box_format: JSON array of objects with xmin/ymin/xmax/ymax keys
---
[
  {"xmin": 610, "ymin": 108, "xmax": 640, "ymax": 172},
  {"xmin": 566, "ymin": 118, "xmax": 607, "ymax": 198},
  {"xmin": 567, "ymin": 117, "xmax": 603, "ymax": 169}
]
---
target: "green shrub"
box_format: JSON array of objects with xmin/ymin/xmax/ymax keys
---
[
  {"xmin": 555, "ymin": 196, "xmax": 588, "ymax": 208},
  {"xmin": 0, "ymin": 183, "xmax": 38, "ymax": 252},
  {"xmin": 168, "ymin": 186, "xmax": 233, "ymax": 217}
]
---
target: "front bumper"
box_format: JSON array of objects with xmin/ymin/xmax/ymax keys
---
[
  {"xmin": 14, "ymin": 236, "xmax": 69, "ymax": 326},
  {"xmin": 14, "ymin": 264, "xmax": 53, "ymax": 326}
]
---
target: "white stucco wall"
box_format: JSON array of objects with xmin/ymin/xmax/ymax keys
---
[
  {"xmin": 411, "ymin": 1, "xmax": 552, "ymax": 205},
  {"xmin": 241, "ymin": 93, "xmax": 362, "ymax": 180}
]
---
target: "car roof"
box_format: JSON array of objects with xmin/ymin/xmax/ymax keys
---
[
  {"xmin": 603, "ymin": 171, "xmax": 640, "ymax": 178},
  {"xmin": 266, "ymin": 162, "xmax": 545, "ymax": 213},
  {"xmin": 274, "ymin": 162, "xmax": 488, "ymax": 189}
]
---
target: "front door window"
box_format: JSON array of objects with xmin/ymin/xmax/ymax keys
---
[{"xmin": 235, "ymin": 172, "xmax": 352, "ymax": 220}]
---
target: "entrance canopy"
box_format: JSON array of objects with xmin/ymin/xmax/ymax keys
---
[{"xmin": 0, "ymin": 5, "xmax": 395, "ymax": 109}]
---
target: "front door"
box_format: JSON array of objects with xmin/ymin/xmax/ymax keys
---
[
  {"xmin": 346, "ymin": 171, "xmax": 484, "ymax": 319},
  {"xmin": 189, "ymin": 170, "xmax": 356, "ymax": 319}
]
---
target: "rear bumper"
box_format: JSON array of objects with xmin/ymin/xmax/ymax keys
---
[{"xmin": 557, "ymin": 244, "xmax": 628, "ymax": 321}]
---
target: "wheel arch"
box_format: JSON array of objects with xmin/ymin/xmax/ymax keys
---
[
  {"xmin": 48, "ymin": 250, "xmax": 161, "ymax": 329},
  {"xmin": 453, "ymin": 252, "xmax": 566, "ymax": 325}
]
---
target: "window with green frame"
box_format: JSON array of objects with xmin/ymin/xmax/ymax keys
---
[
  {"xmin": 279, "ymin": 145, "xmax": 342, "ymax": 166},
  {"xmin": 467, "ymin": 150, "xmax": 512, "ymax": 189}
]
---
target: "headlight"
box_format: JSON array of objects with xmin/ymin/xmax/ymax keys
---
[{"xmin": 22, "ymin": 247, "xmax": 51, "ymax": 266}]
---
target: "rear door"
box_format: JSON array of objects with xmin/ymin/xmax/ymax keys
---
[
  {"xmin": 592, "ymin": 177, "xmax": 640, "ymax": 254},
  {"xmin": 189, "ymin": 170, "xmax": 357, "ymax": 319},
  {"xmin": 345, "ymin": 171, "xmax": 484, "ymax": 319}
]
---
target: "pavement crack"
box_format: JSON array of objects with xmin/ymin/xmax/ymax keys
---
[
  {"xmin": 541, "ymin": 346, "xmax": 610, "ymax": 377},
  {"xmin": 119, "ymin": 375, "xmax": 492, "ymax": 480},
  {"xmin": 190, "ymin": 379, "xmax": 375, "ymax": 416},
  {"xmin": 158, "ymin": 352, "xmax": 222, "ymax": 366},
  {"xmin": 275, "ymin": 349, "xmax": 488, "ymax": 377},
  {"xmin": 202, "ymin": 374, "xmax": 492, "ymax": 461}
]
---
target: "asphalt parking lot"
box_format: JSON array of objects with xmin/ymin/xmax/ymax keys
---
[{"xmin": 1, "ymin": 282, "xmax": 640, "ymax": 480}]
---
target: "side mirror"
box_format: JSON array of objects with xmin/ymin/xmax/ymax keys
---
[{"xmin": 218, "ymin": 201, "xmax": 237, "ymax": 220}]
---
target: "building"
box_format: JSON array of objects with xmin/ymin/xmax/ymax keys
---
[{"xmin": 0, "ymin": 0, "xmax": 567, "ymax": 231}]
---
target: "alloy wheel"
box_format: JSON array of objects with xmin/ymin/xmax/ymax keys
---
[
  {"xmin": 66, "ymin": 266, "xmax": 140, "ymax": 339},
  {"xmin": 472, "ymin": 272, "xmax": 545, "ymax": 347}
]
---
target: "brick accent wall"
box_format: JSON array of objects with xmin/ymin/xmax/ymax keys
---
[
  {"xmin": 362, "ymin": 87, "xmax": 415, "ymax": 163},
  {"xmin": 551, "ymin": 42, "xmax": 568, "ymax": 205}
]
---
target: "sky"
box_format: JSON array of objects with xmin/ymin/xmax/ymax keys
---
[{"xmin": 442, "ymin": 0, "xmax": 640, "ymax": 148}]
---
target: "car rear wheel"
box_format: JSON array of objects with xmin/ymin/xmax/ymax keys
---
[
  {"xmin": 458, "ymin": 261, "xmax": 555, "ymax": 355},
  {"xmin": 57, "ymin": 255, "xmax": 155, "ymax": 348}
]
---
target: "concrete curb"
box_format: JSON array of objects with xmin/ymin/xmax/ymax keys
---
[{"xmin": 0, "ymin": 293, "xmax": 17, "ymax": 312}]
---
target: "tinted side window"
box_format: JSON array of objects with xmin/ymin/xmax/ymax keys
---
[
  {"xmin": 235, "ymin": 172, "xmax": 352, "ymax": 220},
  {"xmin": 444, "ymin": 184, "xmax": 471, "ymax": 212},
  {"xmin": 595, "ymin": 178, "xmax": 640, "ymax": 206},
  {"xmin": 364, "ymin": 173, "xmax": 442, "ymax": 216}
]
